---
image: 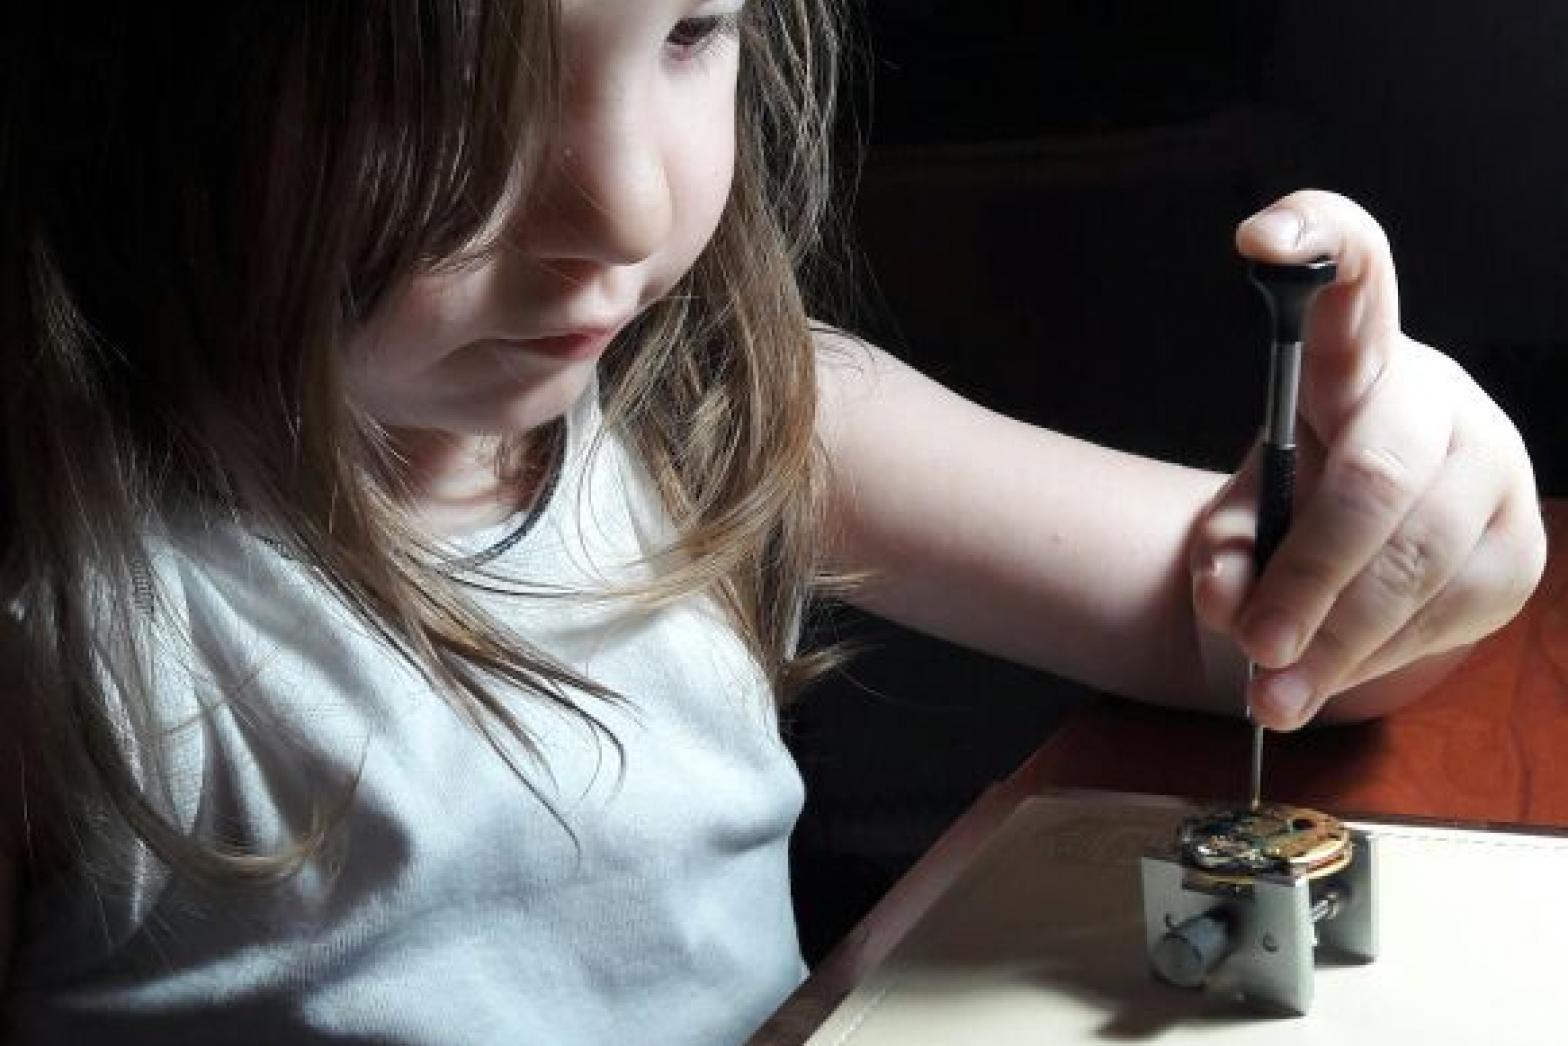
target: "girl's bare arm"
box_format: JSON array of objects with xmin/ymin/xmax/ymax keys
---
[
  {"xmin": 815, "ymin": 194, "xmax": 1544, "ymax": 729},
  {"xmin": 816, "ymin": 335, "xmax": 1234, "ymax": 712},
  {"xmin": 816, "ymin": 335, "xmax": 1530, "ymax": 725}
]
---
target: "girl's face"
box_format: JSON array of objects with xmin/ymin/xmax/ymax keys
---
[{"xmin": 344, "ymin": 0, "xmax": 745, "ymax": 440}]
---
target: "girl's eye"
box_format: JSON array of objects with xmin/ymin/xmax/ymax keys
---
[{"xmin": 666, "ymin": 15, "xmax": 738, "ymax": 58}]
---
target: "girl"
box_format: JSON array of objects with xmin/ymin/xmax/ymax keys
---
[{"xmin": 0, "ymin": 2, "xmax": 1544, "ymax": 1043}]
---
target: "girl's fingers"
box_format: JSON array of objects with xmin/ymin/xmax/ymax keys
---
[
  {"xmin": 1235, "ymin": 342, "xmax": 1455, "ymax": 673},
  {"xmin": 1208, "ymin": 191, "xmax": 1543, "ymax": 731},
  {"xmin": 1247, "ymin": 424, "xmax": 1503, "ymax": 729},
  {"xmin": 1331, "ymin": 488, "xmax": 1548, "ymax": 695}
]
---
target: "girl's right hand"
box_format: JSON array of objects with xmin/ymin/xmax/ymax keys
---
[{"xmin": 1190, "ymin": 190, "xmax": 1546, "ymax": 729}]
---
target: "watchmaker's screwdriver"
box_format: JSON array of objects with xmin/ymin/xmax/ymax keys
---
[{"xmin": 1245, "ymin": 256, "xmax": 1337, "ymax": 810}]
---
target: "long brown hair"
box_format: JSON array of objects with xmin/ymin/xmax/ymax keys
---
[{"xmin": 0, "ymin": 0, "xmax": 854, "ymax": 884}]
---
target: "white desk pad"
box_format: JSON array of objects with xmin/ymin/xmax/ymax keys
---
[{"xmin": 808, "ymin": 792, "xmax": 1568, "ymax": 1045}]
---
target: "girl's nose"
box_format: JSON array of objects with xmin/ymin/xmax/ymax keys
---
[{"xmin": 518, "ymin": 94, "xmax": 673, "ymax": 268}]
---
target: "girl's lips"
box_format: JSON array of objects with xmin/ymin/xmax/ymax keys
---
[{"xmin": 504, "ymin": 328, "xmax": 617, "ymax": 361}]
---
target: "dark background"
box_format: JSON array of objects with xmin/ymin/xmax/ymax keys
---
[{"xmin": 787, "ymin": 1, "xmax": 1568, "ymax": 963}]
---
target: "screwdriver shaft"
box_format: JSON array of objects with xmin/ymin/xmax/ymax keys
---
[
  {"xmin": 1249, "ymin": 719, "xmax": 1264, "ymax": 811},
  {"xmin": 1244, "ymin": 257, "xmax": 1335, "ymax": 812}
]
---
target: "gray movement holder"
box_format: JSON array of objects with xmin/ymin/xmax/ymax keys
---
[{"xmin": 1138, "ymin": 829, "xmax": 1377, "ymax": 1015}]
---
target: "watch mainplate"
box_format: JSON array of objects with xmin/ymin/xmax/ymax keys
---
[{"xmin": 1177, "ymin": 803, "xmax": 1351, "ymax": 881}]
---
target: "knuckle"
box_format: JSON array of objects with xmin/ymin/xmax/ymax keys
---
[
  {"xmin": 1365, "ymin": 527, "xmax": 1446, "ymax": 604},
  {"xmin": 1481, "ymin": 509, "xmax": 1548, "ymax": 624},
  {"xmin": 1290, "ymin": 189, "xmax": 1389, "ymax": 249},
  {"xmin": 1426, "ymin": 346, "xmax": 1471, "ymax": 389},
  {"xmin": 1502, "ymin": 535, "xmax": 1547, "ymax": 617},
  {"xmin": 1284, "ymin": 188, "xmax": 1341, "ymax": 221},
  {"xmin": 1331, "ymin": 444, "xmax": 1415, "ymax": 519},
  {"xmin": 1518, "ymin": 508, "xmax": 1550, "ymax": 588},
  {"xmin": 1361, "ymin": 214, "xmax": 1394, "ymax": 260}
]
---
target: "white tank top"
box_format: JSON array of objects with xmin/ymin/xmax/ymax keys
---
[{"xmin": 5, "ymin": 386, "xmax": 807, "ymax": 1044}]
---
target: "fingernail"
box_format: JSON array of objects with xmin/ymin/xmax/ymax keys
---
[
  {"xmin": 1192, "ymin": 557, "xmax": 1224, "ymax": 628},
  {"xmin": 1244, "ymin": 208, "xmax": 1302, "ymax": 249},
  {"xmin": 1193, "ymin": 550, "xmax": 1252, "ymax": 631},
  {"xmin": 1192, "ymin": 553, "xmax": 1224, "ymax": 594},
  {"xmin": 1251, "ymin": 670, "xmax": 1314, "ymax": 728},
  {"xmin": 1244, "ymin": 610, "xmax": 1300, "ymax": 667}
]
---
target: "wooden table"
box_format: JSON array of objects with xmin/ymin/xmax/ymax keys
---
[{"xmin": 754, "ymin": 499, "xmax": 1568, "ymax": 1043}]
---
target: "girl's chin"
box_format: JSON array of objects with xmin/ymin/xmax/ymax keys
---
[
  {"xmin": 459, "ymin": 358, "xmax": 596, "ymax": 436},
  {"xmin": 356, "ymin": 355, "xmax": 597, "ymax": 440}
]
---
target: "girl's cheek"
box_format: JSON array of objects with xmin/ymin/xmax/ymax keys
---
[
  {"xmin": 348, "ymin": 270, "xmax": 483, "ymax": 375},
  {"xmin": 672, "ymin": 54, "xmax": 740, "ymax": 228},
  {"xmin": 673, "ymin": 111, "xmax": 738, "ymax": 259}
]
